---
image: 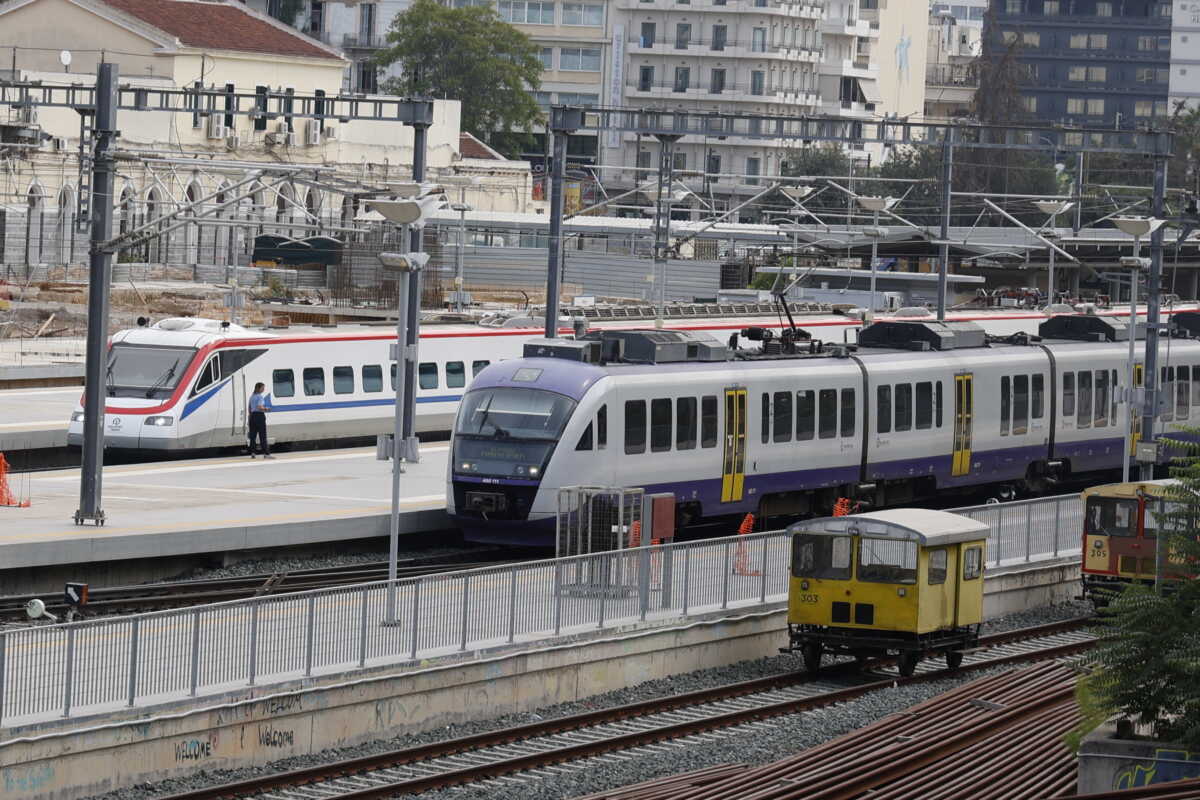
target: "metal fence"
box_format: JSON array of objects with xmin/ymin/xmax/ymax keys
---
[{"xmin": 0, "ymin": 493, "xmax": 1083, "ymax": 727}]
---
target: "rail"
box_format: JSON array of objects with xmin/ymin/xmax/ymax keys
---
[{"xmin": 0, "ymin": 493, "xmax": 1082, "ymax": 726}]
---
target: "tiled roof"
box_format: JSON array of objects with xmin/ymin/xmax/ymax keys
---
[
  {"xmin": 100, "ymin": 0, "xmax": 341, "ymax": 60},
  {"xmin": 459, "ymin": 132, "xmax": 506, "ymax": 161}
]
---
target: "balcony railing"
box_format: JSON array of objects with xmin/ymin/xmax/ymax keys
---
[
  {"xmin": 926, "ymin": 63, "xmax": 978, "ymax": 86},
  {"xmin": 343, "ymin": 33, "xmax": 386, "ymax": 49},
  {"xmin": 627, "ymin": 78, "xmax": 809, "ymax": 97},
  {"xmin": 628, "ymin": 36, "xmax": 817, "ymax": 53}
]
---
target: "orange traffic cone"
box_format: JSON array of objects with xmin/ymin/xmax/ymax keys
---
[
  {"xmin": 833, "ymin": 497, "xmax": 852, "ymax": 517},
  {"xmin": 733, "ymin": 513, "xmax": 761, "ymax": 576},
  {"xmin": 0, "ymin": 453, "xmax": 30, "ymax": 508},
  {"xmin": 628, "ymin": 520, "xmax": 642, "ymax": 548}
]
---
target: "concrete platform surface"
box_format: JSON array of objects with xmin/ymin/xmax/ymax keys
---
[
  {"xmin": 0, "ymin": 445, "xmax": 450, "ymax": 570},
  {"xmin": 0, "ymin": 386, "xmax": 78, "ymax": 452}
]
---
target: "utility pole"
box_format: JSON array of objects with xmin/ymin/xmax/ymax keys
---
[
  {"xmin": 545, "ymin": 107, "xmax": 582, "ymax": 338},
  {"xmin": 75, "ymin": 62, "xmax": 119, "ymax": 526},
  {"xmin": 400, "ymin": 121, "xmax": 429, "ymax": 464},
  {"xmin": 1140, "ymin": 155, "xmax": 1170, "ymax": 473},
  {"xmin": 936, "ymin": 126, "xmax": 955, "ymax": 322},
  {"xmin": 652, "ymin": 133, "xmax": 681, "ymax": 322}
]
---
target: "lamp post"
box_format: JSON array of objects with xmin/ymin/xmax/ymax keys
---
[
  {"xmin": 855, "ymin": 196, "xmax": 898, "ymax": 324},
  {"xmin": 1034, "ymin": 200, "xmax": 1074, "ymax": 304},
  {"xmin": 450, "ymin": 197, "xmax": 474, "ymax": 313},
  {"xmin": 646, "ymin": 185, "xmax": 690, "ymax": 324}
]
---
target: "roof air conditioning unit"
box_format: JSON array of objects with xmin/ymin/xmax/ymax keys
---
[
  {"xmin": 226, "ymin": 133, "xmax": 241, "ymax": 151},
  {"xmin": 206, "ymin": 116, "xmax": 226, "ymax": 140},
  {"xmin": 305, "ymin": 120, "xmax": 321, "ymax": 146}
]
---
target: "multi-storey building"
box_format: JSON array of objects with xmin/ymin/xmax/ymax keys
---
[
  {"xmin": 924, "ymin": 8, "xmax": 981, "ymax": 121},
  {"xmin": 1170, "ymin": 0, "xmax": 1200, "ymax": 109}
]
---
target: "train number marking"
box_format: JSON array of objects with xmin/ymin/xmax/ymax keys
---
[{"xmin": 797, "ymin": 593, "xmax": 820, "ymax": 604}]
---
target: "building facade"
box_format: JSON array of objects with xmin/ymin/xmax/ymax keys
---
[{"xmin": 924, "ymin": 7, "xmax": 981, "ymax": 121}]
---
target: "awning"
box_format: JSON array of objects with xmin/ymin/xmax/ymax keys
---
[{"xmin": 858, "ymin": 78, "xmax": 881, "ymax": 105}]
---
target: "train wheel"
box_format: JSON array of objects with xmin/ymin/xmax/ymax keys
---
[
  {"xmin": 898, "ymin": 651, "xmax": 920, "ymax": 677},
  {"xmin": 801, "ymin": 642, "xmax": 822, "ymax": 673},
  {"xmin": 946, "ymin": 651, "xmax": 963, "ymax": 671},
  {"xmin": 853, "ymin": 654, "xmax": 869, "ymax": 672}
]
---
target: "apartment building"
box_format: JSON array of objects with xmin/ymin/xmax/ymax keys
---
[{"xmin": 924, "ymin": 7, "xmax": 981, "ymax": 121}]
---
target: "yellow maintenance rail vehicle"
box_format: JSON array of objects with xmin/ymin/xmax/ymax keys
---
[{"xmin": 783, "ymin": 508, "xmax": 989, "ymax": 677}]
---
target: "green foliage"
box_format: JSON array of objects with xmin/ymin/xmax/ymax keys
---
[
  {"xmin": 375, "ymin": 0, "xmax": 544, "ymax": 145},
  {"xmin": 268, "ymin": 0, "xmax": 305, "ymax": 26}
]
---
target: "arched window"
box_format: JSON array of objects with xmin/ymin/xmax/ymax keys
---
[
  {"xmin": 25, "ymin": 183, "xmax": 45, "ymax": 272},
  {"xmin": 56, "ymin": 186, "xmax": 75, "ymax": 265},
  {"xmin": 146, "ymin": 186, "xmax": 164, "ymax": 264},
  {"xmin": 184, "ymin": 182, "xmax": 202, "ymax": 264}
]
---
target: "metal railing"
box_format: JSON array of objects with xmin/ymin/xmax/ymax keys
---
[{"xmin": 0, "ymin": 493, "xmax": 1082, "ymax": 726}]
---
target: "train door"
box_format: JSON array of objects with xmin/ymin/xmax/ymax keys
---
[
  {"xmin": 1130, "ymin": 363, "xmax": 1144, "ymax": 455},
  {"xmin": 232, "ymin": 373, "xmax": 247, "ymax": 442},
  {"xmin": 920, "ymin": 546, "xmax": 958, "ymax": 632},
  {"xmin": 721, "ymin": 388, "xmax": 747, "ymax": 503},
  {"xmin": 952, "ymin": 374, "xmax": 973, "ymax": 477}
]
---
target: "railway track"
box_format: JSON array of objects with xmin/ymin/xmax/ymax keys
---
[
  {"xmin": 0, "ymin": 550, "xmax": 523, "ymax": 621},
  {"xmin": 157, "ymin": 617, "xmax": 1096, "ymax": 800}
]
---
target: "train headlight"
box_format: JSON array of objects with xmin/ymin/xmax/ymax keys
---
[
  {"xmin": 800, "ymin": 580, "xmax": 810, "ymax": 591},
  {"xmin": 460, "ymin": 462, "xmax": 473, "ymax": 471},
  {"xmin": 528, "ymin": 466, "xmax": 540, "ymax": 477},
  {"xmin": 71, "ymin": 412, "xmax": 85, "ymax": 423},
  {"xmin": 144, "ymin": 415, "xmax": 174, "ymax": 427}
]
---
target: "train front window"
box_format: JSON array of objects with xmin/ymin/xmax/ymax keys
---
[
  {"xmin": 858, "ymin": 537, "xmax": 918, "ymax": 584},
  {"xmin": 791, "ymin": 534, "xmax": 852, "ymax": 580},
  {"xmin": 105, "ymin": 344, "xmax": 197, "ymax": 399},
  {"xmin": 1085, "ymin": 496, "xmax": 1137, "ymax": 537},
  {"xmin": 454, "ymin": 387, "xmax": 576, "ymax": 479}
]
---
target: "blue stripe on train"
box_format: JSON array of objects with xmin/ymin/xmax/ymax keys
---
[
  {"xmin": 179, "ymin": 387, "xmax": 463, "ymax": 420},
  {"xmin": 180, "ymin": 379, "xmax": 231, "ymax": 421}
]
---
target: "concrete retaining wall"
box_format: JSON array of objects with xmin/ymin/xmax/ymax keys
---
[{"xmin": 1078, "ymin": 723, "xmax": 1200, "ymax": 793}]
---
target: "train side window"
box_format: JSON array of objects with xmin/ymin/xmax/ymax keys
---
[
  {"xmin": 928, "ymin": 548, "xmax": 947, "ymax": 585},
  {"xmin": 1032, "ymin": 374, "xmax": 1044, "ymax": 419},
  {"xmin": 333, "ymin": 366, "xmax": 354, "ymax": 395},
  {"xmin": 303, "ymin": 367, "xmax": 325, "ymax": 396},
  {"xmin": 219, "ymin": 349, "xmax": 266, "ymax": 380},
  {"xmin": 761, "ymin": 393, "xmax": 771, "ymax": 444},
  {"xmin": 625, "ymin": 400, "xmax": 647, "ymax": 455},
  {"xmin": 1111, "ymin": 369, "xmax": 1118, "ymax": 423},
  {"xmin": 390, "ymin": 363, "xmax": 397, "ymax": 391},
  {"xmin": 915, "ymin": 382, "xmax": 932, "ymax": 430},
  {"xmin": 362, "ymin": 365, "xmax": 383, "ymax": 393},
  {"xmin": 576, "ymin": 422, "xmax": 593, "ymax": 451},
  {"xmin": 876, "ymin": 385, "xmax": 891, "ymax": 434},
  {"xmin": 193, "ymin": 356, "xmax": 219, "ymax": 394},
  {"xmin": 446, "ymin": 361, "xmax": 466, "ymax": 389},
  {"xmin": 1178, "ymin": 366, "xmax": 1190, "ymax": 420},
  {"xmin": 272, "ymin": 369, "xmax": 295, "ymax": 398},
  {"xmin": 1193, "ymin": 365, "xmax": 1200, "ymax": 408},
  {"xmin": 418, "ymin": 362, "xmax": 438, "ymax": 390},
  {"xmin": 840, "ymin": 388, "xmax": 855, "ymax": 437},
  {"xmin": 1063, "ymin": 372, "xmax": 1075, "ymax": 418},
  {"xmin": 1161, "ymin": 367, "xmax": 1175, "ymax": 422},
  {"xmin": 1013, "ymin": 374, "xmax": 1029, "ymax": 435},
  {"xmin": 796, "ymin": 390, "xmax": 815, "ymax": 441},
  {"xmin": 818, "ymin": 388, "xmax": 837, "ymax": 439},
  {"xmin": 935, "ymin": 381, "xmax": 943, "ymax": 428},
  {"xmin": 701, "ymin": 395, "xmax": 718, "ymax": 448},
  {"xmin": 963, "ymin": 546, "xmax": 982, "ymax": 580},
  {"xmin": 1094, "ymin": 370, "xmax": 1109, "ymax": 428},
  {"xmin": 651, "ymin": 398, "xmax": 672, "ymax": 452},
  {"xmin": 895, "ymin": 383, "xmax": 912, "ymax": 432},
  {"xmin": 677, "ymin": 397, "xmax": 698, "ymax": 450},
  {"xmin": 1000, "ymin": 376, "xmax": 1011, "ymax": 436},
  {"xmin": 773, "ymin": 391, "xmax": 792, "ymax": 443},
  {"xmin": 472, "ymin": 360, "xmax": 490, "ymax": 377},
  {"xmin": 1077, "ymin": 370, "xmax": 1092, "ymax": 428},
  {"xmin": 598, "ymin": 404, "xmax": 608, "ymax": 449}
]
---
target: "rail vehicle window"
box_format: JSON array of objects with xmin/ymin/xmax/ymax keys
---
[
  {"xmin": 791, "ymin": 533, "xmax": 852, "ymax": 580},
  {"xmin": 857, "ymin": 536, "xmax": 918, "ymax": 584},
  {"xmin": 1178, "ymin": 366, "xmax": 1190, "ymax": 420},
  {"xmin": 761, "ymin": 393, "xmax": 771, "ymax": 444},
  {"xmin": 1085, "ymin": 495, "xmax": 1137, "ymax": 537},
  {"xmin": 677, "ymin": 397, "xmax": 698, "ymax": 450},
  {"xmin": 446, "ymin": 362, "xmax": 466, "ymax": 389},
  {"xmin": 1111, "ymin": 369, "xmax": 1118, "ymax": 424},
  {"xmin": 303, "ymin": 367, "xmax": 325, "ymax": 396},
  {"xmin": 419, "ymin": 362, "xmax": 438, "ymax": 390},
  {"xmin": 797, "ymin": 390, "xmax": 815, "ymax": 440},
  {"xmin": 1000, "ymin": 376, "xmax": 1011, "ymax": 436},
  {"xmin": 1161, "ymin": 367, "xmax": 1175, "ymax": 422},
  {"xmin": 390, "ymin": 363, "xmax": 397, "ymax": 391},
  {"xmin": 876, "ymin": 386, "xmax": 891, "ymax": 434},
  {"xmin": 219, "ymin": 349, "xmax": 266, "ymax": 381},
  {"xmin": 701, "ymin": 395, "xmax": 718, "ymax": 448},
  {"xmin": 1014, "ymin": 375, "xmax": 1029, "ymax": 435},
  {"xmin": 333, "ymin": 366, "xmax": 354, "ymax": 395},
  {"xmin": 928, "ymin": 548, "xmax": 948, "ymax": 585},
  {"xmin": 1077, "ymin": 371, "xmax": 1092, "ymax": 428},
  {"xmin": 963, "ymin": 546, "xmax": 982, "ymax": 580},
  {"xmin": 1094, "ymin": 370, "xmax": 1109, "ymax": 428},
  {"xmin": 915, "ymin": 382, "xmax": 933, "ymax": 430},
  {"xmin": 936, "ymin": 381, "xmax": 943, "ymax": 428},
  {"xmin": 576, "ymin": 422, "xmax": 593, "ymax": 451},
  {"xmin": 819, "ymin": 389, "xmax": 837, "ymax": 439},
  {"xmin": 774, "ymin": 391, "xmax": 793, "ymax": 443},
  {"xmin": 273, "ymin": 369, "xmax": 295, "ymax": 398},
  {"xmin": 895, "ymin": 383, "xmax": 913, "ymax": 432},
  {"xmin": 362, "ymin": 365, "xmax": 383, "ymax": 393},
  {"xmin": 651, "ymin": 398, "xmax": 672, "ymax": 452},
  {"xmin": 473, "ymin": 360, "xmax": 490, "ymax": 377},
  {"xmin": 1032, "ymin": 374, "xmax": 1044, "ymax": 420},
  {"xmin": 625, "ymin": 400, "xmax": 647, "ymax": 454},
  {"xmin": 598, "ymin": 404, "xmax": 608, "ymax": 449},
  {"xmin": 193, "ymin": 356, "xmax": 220, "ymax": 394},
  {"xmin": 841, "ymin": 389, "xmax": 855, "ymax": 437},
  {"xmin": 1063, "ymin": 372, "xmax": 1075, "ymax": 418},
  {"xmin": 1193, "ymin": 366, "xmax": 1200, "ymax": 408}
]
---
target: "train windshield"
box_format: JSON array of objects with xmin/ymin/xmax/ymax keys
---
[
  {"xmin": 1085, "ymin": 496, "xmax": 1138, "ymax": 538},
  {"xmin": 106, "ymin": 344, "xmax": 197, "ymax": 399},
  {"xmin": 857, "ymin": 537, "xmax": 918, "ymax": 584},
  {"xmin": 454, "ymin": 388, "xmax": 576, "ymax": 479},
  {"xmin": 791, "ymin": 534, "xmax": 852, "ymax": 580}
]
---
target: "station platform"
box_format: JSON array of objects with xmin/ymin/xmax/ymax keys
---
[
  {"xmin": 0, "ymin": 444, "xmax": 452, "ymax": 590},
  {"xmin": 0, "ymin": 385, "xmax": 78, "ymax": 454}
]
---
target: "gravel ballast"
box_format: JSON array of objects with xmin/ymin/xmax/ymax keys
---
[{"xmin": 79, "ymin": 600, "xmax": 1091, "ymax": 800}]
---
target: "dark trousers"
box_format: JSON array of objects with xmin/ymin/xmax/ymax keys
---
[{"xmin": 248, "ymin": 411, "xmax": 269, "ymax": 455}]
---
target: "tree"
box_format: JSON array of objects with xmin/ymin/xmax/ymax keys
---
[{"xmin": 375, "ymin": 0, "xmax": 544, "ymax": 147}]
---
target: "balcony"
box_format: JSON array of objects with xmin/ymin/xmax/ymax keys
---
[
  {"xmin": 995, "ymin": 10, "xmax": 1169, "ymax": 28},
  {"xmin": 821, "ymin": 98, "xmax": 874, "ymax": 117},
  {"xmin": 304, "ymin": 28, "xmax": 335, "ymax": 45},
  {"xmin": 819, "ymin": 16, "xmax": 877, "ymax": 37},
  {"xmin": 615, "ymin": 0, "xmax": 823, "ymax": 13},
  {"xmin": 926, "ymin": 63, "xmax": 978, "ymax": 87},
  {"xmin": 343, "ymin": 33, "xmax": 386, "ymax": 50},
  {"xmin": 823, "ymin": 57, "xmax": 877, "ymax": 77},
  {"xmin": 624, "ymin": 78, "xmax": 814, "ymax": 104}
]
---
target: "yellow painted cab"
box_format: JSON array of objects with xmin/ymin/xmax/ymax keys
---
[
  {"xmin": 782, "ymin": 509, "xmax": 989, "ymax": 676},
  {"xmin": 1081, "ymin": 479, "xmax": 1181, "ymax": 605}
]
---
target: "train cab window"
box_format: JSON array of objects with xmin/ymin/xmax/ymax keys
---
[
  {"xmin": 915, "ymin": 382, "xmax": 932, "ymax": 430},
  {"xmin": 928, "ymin": 548, "xmax": 947, "ymax": 585},
  {"xmin": 1032, "ymin": 374, "xmax": 1044, "ymax": 420},
  {"xmin": 273, "ymin": 369, "xmax": 295, "ymax": 398},
  {"xmin": 797, "ymin": 390, "xmax": 815, "ymax": 441},
  {"xmin": 598, "ymin": 404, "xmax": 608, "ymax": 449},
  {"xmin": 761, "ymin": 393, "xmax": 771, "ymax": 444},
  {"xmin": 791, "ymin": 534, "xmax": 852, "ymax": 580},
  {"xmin": 840, "ymin": 389, "xmax": 855, "ymax": 437},
  {"xmin": 1077, "ymin": 371, "xmax": 1092, "ymax": 428},
  {"xmin": 1085, "ymin": 495, "xmax": 1137, "ymax": 537},
  {"xmin": 1013, "ymin": 375, "xmax": 1029, "ymax": 435},
  {"xmin": 1178, "ymin": 366, "xmax": 1190, "ymax": 420},
  {"xmin": 963, "ymin": 546, "xmax": 982, "ymax": 580},
  {"xmin": 651, "ymin": 398, "xmax": 672, "ymax": 452},
  {"xmin": 773, "ymin": 391, "xmax": 792, "ymax": 443},
  {"xmin": 472, "ymin": 360, "xmax": 490, "ymax": 377},
  {"xmin": 418, "ymin": 362, "xmax": 438, "ymax": 390},
  {"xmin": 576, "ymin": 422, "xmax": 593, "ymax": 451},
  {"xmin": 677, "ymin": 397, "xmax": 697, "ymax": 450},
  {"xmin": 303, "ymin": 367, "xmax": 325, "ymax": 396},
  {"xmin": 818, "ymin": 389, "xmax": 837, "ymax": 439},
  {"xmin": 935, "ymin": 381, "xmax": 943, "ymax": 427},
  {"xmin": 219, "ymin": 349, "xmax": 265, "ymax": 380},
  {"xmin": 1000, "ymin": 376, "xmax": 1010, "ymax": 436},
  {"xmin": 1062, "ymin": 372, "xmax": 1075, "ymax": 418},
  {"xmin": 895, "ymin": 384, "xmax": 912, "ymax": 432},
  {"xmin": 362, "ymin": 365, "xmax": 383, "ymax": 393},
  {"xmin": 858, "ymin": 537, "xmax": 917, "ymax": 584},
  {"xmin": 625, "ymin": 400, "xmax": 647, "ymax": 454},
  {"xmin": 193, "ymin": 356, "xmax": 220, "ymax": 394},
  {"xmin": 333, "ymin": 366, "xmax": 355, "ymax": 395},
  {"xmin": 1193, "ymin": 366, "xmax": 1200, "ymax": 409},
  {"xmin": 446, "ymin": 361, "xmax": 466, "ymax": 389},
  {"xmin": 1093, "ymin": 371, "xmax": 1109, "ymax": 428},
  {"xmin": 701, "ymin": 395, "xmax": 718, "ymax": 448},
  {"xmin": 876, "ymin": 386, "xmax": 892, "ymax": 434}
]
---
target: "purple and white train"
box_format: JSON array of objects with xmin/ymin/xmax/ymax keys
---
[{"xmin": 448, "ymin": 314, "xmax": 1200, "ymax": 547}]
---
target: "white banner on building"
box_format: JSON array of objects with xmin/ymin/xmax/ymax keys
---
[{"xmin": 607, "ymin": 24, "xmax": 624, "ymax": 150}]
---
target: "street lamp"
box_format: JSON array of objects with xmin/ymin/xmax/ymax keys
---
[
  {"xmin": 855, "ymin": 195, "xmax": 898, "ymax": 323},
  {"xmin": 450, "ymin": 200, "xmax": 474, "ymax": 312},
  {"xmin": 647, "ymin": 187, "xmax": 690, "ymax": 321},
  {"xmin": 1034, "ymin": 200, "xmax": 1074, "ymax": 304}
]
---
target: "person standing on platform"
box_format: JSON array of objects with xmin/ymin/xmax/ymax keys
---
[{"xmin": 248, "ymin": 382, "xmax": 274, "ymax": 459}]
